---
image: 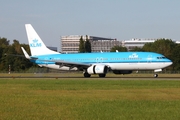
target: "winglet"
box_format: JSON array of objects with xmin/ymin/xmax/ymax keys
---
[{"xmin": 21, "ymin": 47, "xmax": 31, "ymax": 59}]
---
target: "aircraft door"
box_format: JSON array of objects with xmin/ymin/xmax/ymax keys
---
[
  {"xmin": 44, "ymin": 57, "xmax": 48, "ymax": 66},
  {"xmin": 147, "ymin": 55, "xmax": 152, "ymax": 63},
  {"xmin": 96, "ymin": 57, "xmax": 104, "ymax": 63}
]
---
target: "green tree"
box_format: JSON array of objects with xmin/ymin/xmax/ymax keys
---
[
  {"xmin": 11, "ymin": 40, "xmax": 33, "ymax": 71},
  {"xmin": 171, "ymin": 44, "xmax": 180, "ymax": 70},
  {"xmin": 79, "ymin": 36, "xmax": 85, "ymax": 53},
  {"xmin": 110, "ymin": 45, "xmax": 127, "ymax": 52},
  {"xmin": 130, "ymin": 47, "xmax": 143, "ymax": 52},
  {"xmin": 85, "ymin": 35, "xmax": 91, "ymax": 53},
  {"xmin": 142, "ymin": 42, "xmax": 154, "ymax": 52},
  {"xmin": 0, "ymin": 38, "xmax": 34, "ymax": 72},
  {"xmin": 143, "ymin": 38, "xmax": 176, "ymax": 59},
  {"xmin": 0, "ymin": 37, "xmax": 10, "ymax": 71}
]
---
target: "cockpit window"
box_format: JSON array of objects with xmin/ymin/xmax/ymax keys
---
[{"xmin": 157, "ymin": 57, "xmax": 166, "ymax": 59}]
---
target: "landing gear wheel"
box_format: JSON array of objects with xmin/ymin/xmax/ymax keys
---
[
  {"xmin": 84, "ymin": 72, "xmax": 91, "ymax": 78},
  {"xmin": 154, "ymin": 74, "xmax": 158, "ymax": 78},
  {"xmin": 99, "ymin": 74, "xmax": 106, "ymax": 78}
]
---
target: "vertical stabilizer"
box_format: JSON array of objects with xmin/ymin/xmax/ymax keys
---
[{"xmin": 25, "ymin": 24, "xmax": 59, "ymax": 56}]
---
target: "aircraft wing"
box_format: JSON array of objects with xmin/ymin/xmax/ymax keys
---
[
  {"xmin": 55, "ymin": 60, "xmax": 91, "ymax": 69},
  {"xmin": 35, "ymin": 58, "xmax": 91, "ymax": 70}
]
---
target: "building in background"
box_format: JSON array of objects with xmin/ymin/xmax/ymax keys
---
[
  {"xmin": 61, "ymin": 35, "xmax": 120, "ymax": 53},
  {"xmin": 175, "ymin": 41, "xmax": 180, "ymax": 44},
  {"xmin": 122, "ymin": 38, "xmax": 156, "ymax": 51},
  {"xmin": 61, "ymin": 36, "xmax": 180, "ymax": 52}
]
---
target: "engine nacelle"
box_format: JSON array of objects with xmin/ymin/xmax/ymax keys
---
[
  {"xmin": 113, "ymin": 70, "xmax": 132, "ymax": 74},
  {"xmin": 87, "ymin": 65, "xmax": 108, "ymax": 74}
]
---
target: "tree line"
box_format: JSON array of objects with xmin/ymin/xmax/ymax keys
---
[
  {"xmin": 0, "ymin": 37, "xmax": 179, "ymax": 72},
  {"xmin": 0, "ymin": 37, "xmax": 35, "ymax": 72}
]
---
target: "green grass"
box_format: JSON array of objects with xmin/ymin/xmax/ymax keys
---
[{"xmin": 0, "ymin": 78, "xmax": 180, "ymax": 120}]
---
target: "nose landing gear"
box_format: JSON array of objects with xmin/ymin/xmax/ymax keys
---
[{"xmin": 154, "ymin": 74, "xmax": 158, "ymax": 78}]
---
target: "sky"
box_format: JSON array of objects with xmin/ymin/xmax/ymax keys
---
[{"xmin": 1, "ymin": 0, "xmax": 180, "ymax": 51}]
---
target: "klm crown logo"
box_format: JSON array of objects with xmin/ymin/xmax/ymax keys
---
[
  {"xmin": 30, "ymin": 39, "xmax": 42, "ymax": 47},
  {"xmin": 129, "ymin": 53, "xmax": 138, "ymax": 58}
]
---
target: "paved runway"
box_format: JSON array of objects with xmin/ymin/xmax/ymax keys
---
[{"xmin": 1, "ymin": 76, "xmax": 180, "ymax": 80}]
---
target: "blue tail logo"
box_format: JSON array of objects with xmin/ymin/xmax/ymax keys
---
[{"xmin": 30, "ymin": 39, "xmax": 42, "ymax": 47}]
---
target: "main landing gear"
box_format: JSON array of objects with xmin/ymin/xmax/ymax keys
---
[
  {"xmin": 83, "ymin": 72, "xmax": 91, "ymax": 77},
  {"xmin": 83, "ymin": 72, "xmax": 106, "ymax": 78},
  {"xmin": 154, "ymin": 74, "xmax": 158, "ymax": 78},
  {"xmin": 99, "ymin": 74, "xmax": 106, "ymax": 78}
]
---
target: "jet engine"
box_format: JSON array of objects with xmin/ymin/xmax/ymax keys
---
[
  {"xmin": 112, "ymin": 70, "xmax": 132, "ymax": 74},
  {"xmin": 87, "ymin": 65, "xmax": 108, "ymax": 74}
]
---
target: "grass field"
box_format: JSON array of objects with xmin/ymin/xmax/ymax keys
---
[{"xmin": 0, "ymin": 77, "xmax": 180, "ymax": 120}]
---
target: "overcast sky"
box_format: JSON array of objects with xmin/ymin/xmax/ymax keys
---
[{"xmin": 1, "ymin": 0, "xmax": 180, "ymax": 51}]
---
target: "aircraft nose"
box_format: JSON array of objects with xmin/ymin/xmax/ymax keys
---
[
  {"xmin": 169, "ymin": 62, "xmax": 173, "ymax": 66},
  {"xmin": 167, "ymin": 59, "xmax": 173, "ymax": 66}
]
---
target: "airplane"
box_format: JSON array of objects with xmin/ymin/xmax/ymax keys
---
[{"xmin": 21, "ymin": 24, "xmax": 173, "ymax": 78}]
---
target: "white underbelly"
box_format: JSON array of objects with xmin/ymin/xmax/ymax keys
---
[{"xmin": 107, "ymin": 62, "xmax": 171, "ymax": 70}]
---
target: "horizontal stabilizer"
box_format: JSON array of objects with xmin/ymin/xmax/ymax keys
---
[{"xmin": 21, "ymin": 47, "xmax": 31, "ymax": 59}]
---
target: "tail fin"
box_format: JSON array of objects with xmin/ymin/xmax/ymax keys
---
[{"xmin": 25, "ymin": 24, "xmax": 59, "ymax": 56}]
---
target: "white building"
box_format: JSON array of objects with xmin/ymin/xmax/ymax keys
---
[
  {"xmin": 175, "ymin": 41, "xmax": 180, "ymax": 44},
  {"xmin": 122, "ymin": 38, "xmax": 156, "ymax": 50}
]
